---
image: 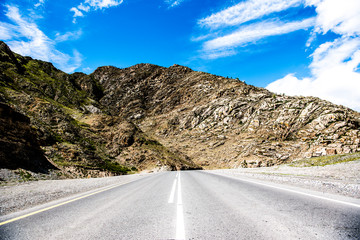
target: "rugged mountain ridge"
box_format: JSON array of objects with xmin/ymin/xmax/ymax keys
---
[
  {"xmin": 1, "ymin": 41, "xmax": 359, "ymax": 175},
  {"xmin": 91, "ymin": 63, "xmax": 360, "ymax": 168}
]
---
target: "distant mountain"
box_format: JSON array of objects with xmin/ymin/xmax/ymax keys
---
[{"xmin": 0, "ymin": 41, "xmax": 359, "ymax": 176}]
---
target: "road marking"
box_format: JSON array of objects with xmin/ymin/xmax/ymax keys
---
[
  {"xmin": 177, "ymin": 205, "xmax": 185, "ymax": 240},
  {"xmin": 217, "ymin": 172, "xmax": 360, "ymax": 208},
  {"xmin": 177, "ymin": 172, "xmax": 182, "ymax": 205},
  {"xmin": 168, "ymin": 178, "xmax": 177, "ymax": 203},
  {"xmin": 0, "ymin": 180, "xmax": 134, "ymax": 226},
  {"xmin": 176, "ymin": 171, "xmax": 185, "ymax": 240}
]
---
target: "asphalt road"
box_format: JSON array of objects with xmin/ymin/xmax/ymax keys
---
[{"xmin": 1, "ymin": 171, "xmax": 359, "ymax": 239}]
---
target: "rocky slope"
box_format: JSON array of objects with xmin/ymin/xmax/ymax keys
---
[
  {"xmin": 93, "ymin": 63, "xmax": 360, "ymax": 168},
  {"xmin": 0, "ymin": 102, "xmax": 56, "ymax": 173},
  {"xmin": 0, "ymin": 41, "xmax": 359, "ymax": 176},
  {"xmin": 0, "ymin": 41, "xmax": 199, "ymax": 177}
]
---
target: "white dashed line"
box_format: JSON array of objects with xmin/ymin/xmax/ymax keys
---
[
  {"xmin": 176, "ymin": 172, "xmax": 185, "ymax": 239},
  {"xmin": 168, "ymin": 178, "xmax": 177, "ymax": 204},
  {"xmin": 168, "ymin": 171, "xmax": 186, "ymax": 239}
]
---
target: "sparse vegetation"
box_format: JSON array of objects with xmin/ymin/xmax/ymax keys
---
[
  {"xmin": 100, "ymin": 160, "xmax": 132, "ymax": 174},
  {"xmin": 16, "ymin": 169, "xmax": 34, "ymax": 182},
  {"xmin": 137, "ymin": 137, "xmax": 162, "ymax": 146},
  {"xmin": 290, "ymin": 152, "xmax": 360, "ymax": 167}
]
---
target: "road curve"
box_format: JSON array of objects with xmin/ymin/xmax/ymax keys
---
[{"xmin": 0, "ymin": 171, "xmax": 359, "ymax": 239}]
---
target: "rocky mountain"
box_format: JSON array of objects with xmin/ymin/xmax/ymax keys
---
[
  {"xmin": 0, "ymin": 41, "xmax": 359, "ymax": 176},
  {"xmin": 92, "ymin": 63, "xmax": 360, "ymax": 168},
  {"xmin": 0, "ymin": 41, "xmax": 199, "ymax": 177}
]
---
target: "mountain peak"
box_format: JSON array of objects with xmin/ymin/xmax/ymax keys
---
[{"xmin": 0, "ymin": 41, "xmax": 26, "ymax": 74}]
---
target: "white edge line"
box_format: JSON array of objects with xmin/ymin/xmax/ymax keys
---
[
  {"xmin": 214, "ymin": 172, "xmax": 360, "ymax": 208},
  {"xmin": 0, "ymin": 180, "xmax": 135, "ymax": 226}
]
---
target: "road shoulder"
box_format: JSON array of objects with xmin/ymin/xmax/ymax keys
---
[
  {"xmin": 205, "ymin": 162, "xmax": 360, "ymax": 204},
  {"xmin": 0, "ymin": 173, "xmax": 151, "ymax": 216}
]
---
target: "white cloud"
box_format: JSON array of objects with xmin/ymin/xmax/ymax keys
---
[
  {"xmin": 196, "ymin": 0, "xmax": 360, "ymax": 111},
  {"xmin": 82, "ymin": 67, "xmax": 92, "ymax": 73},
  {"xmin": 70, "ymin": 7, "xmax": 84, "ymax": 18},
  {"xmin": 267, "ymin": 0, "xmax": 360, "ymax": 111},
  {"xmin": 310, "ymin": 37, "xmax": 360, "ymax": 75},
  {"xmin": 203, "ymin": 18, "xmax": 315, "ymax": 52},
  {"xmin": 267, "ymin": 37, "xmax": 360, "ymax": 111},
  {"xmin": 78, "ymin": 4, "xmax": 91, "ymax": 12},
  {"xmin": 0, "ymin": 23, "xmax": 15, "ymax": 40},
  {"xmin": 165, "ymin": 0, "xmax": 184, "ymax": 8},
  {"xmin": 1, "ymin": 5, "xmax": 82, "ymax": 73},
  {"xmin": 55, "ymin": 30, "xmax": 83, "ymax": 42},
  {"xmin": 4, "ymin": 5, "xmax": 52, "ymax": 60},
  {"xmin": 306, "ymin": 0, "xmax": 360, "ymax": 36},
  {"xmin": 86, "ymin": 0, "xmax": 123, "ymax": 9},
  {"xmin": 267, "ymin": 66, "xmax": 360, "ymax": 111},
  {"xmin": 196, "ymin": 0, "xmax": 315, "ymax": 59},
  {"xmin": 199, "ymin": 0, "xmax": 303, "ymax": 29},
  {"xmin": 71, "ymin": 0, "xmax": 123, "ymax": 22},
  {"xmin": 62, "ymin": 49, "xmax": 82, "ymax": 73},
  {"xmin": 201, "ymin": 49, "xmax": 237, "ymax": 60},
  {"xmin": 34, "ymin": 0, "xmax": 46, "ymax": 8}
]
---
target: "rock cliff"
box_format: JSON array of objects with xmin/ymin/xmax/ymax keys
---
[{"xmin": 0, "ymin": 103, "xmax": 56, "ymax": 172}]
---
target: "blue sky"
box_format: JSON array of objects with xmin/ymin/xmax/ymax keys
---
[{"xmin": 1, "ymin": 0, "xmax": 360, "ymax": 111}]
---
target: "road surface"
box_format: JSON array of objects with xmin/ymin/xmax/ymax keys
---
[{"xmin": 1, "ymin": 171, "xmax": 359, "ymax": 239}]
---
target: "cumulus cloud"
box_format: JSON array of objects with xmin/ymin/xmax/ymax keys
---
[
  {"xmin": 267, "ymin": 0, "xmax": 360, "ymax": 111},
  {"xmin": 307, "ymin": 0, "xmax": 360, "ymax": 36},
  {"xmin": 70, "ymin": 7, "xmax": 84, "ymax": 19},
  {"xmin": 71, "ymin": 0, "xmax": 124, "ymax": 23},
  {"xmin": 267, "ymin": 37, "xmax": 360, "ymax": 111},
  {"xmin": 1, "ymin": 5, "xmax": 82, "ymax": 73}
]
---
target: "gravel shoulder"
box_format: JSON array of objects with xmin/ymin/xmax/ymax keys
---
[
  {"xmin": 0, "ymin": 172, "xmax": 150, "ymax": 216},
  {"xmin": 207, "ymin": 160, "xmax": 360, "ymax": 199}
]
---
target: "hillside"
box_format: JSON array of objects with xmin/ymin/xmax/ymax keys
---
[
  {"xmin": 92, "ymin": 63, "xmax": 360, "ymax": 168},
  {"xmin": 0, "ymin": 41, "xmax": 359, "ymax": 176},
  {"xmin": 0, "ymin": 41, "xmax": 199, "ymax": 177}
]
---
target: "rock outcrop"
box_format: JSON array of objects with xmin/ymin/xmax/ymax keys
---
[
  {"xmin": 0, "ymin": 103, "xmax": 56, "ymax": 172},
  {"xmin": 0, "ymin": 41, "xmax": 359, "ymax": 175}
]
